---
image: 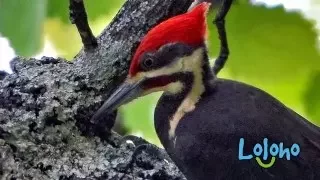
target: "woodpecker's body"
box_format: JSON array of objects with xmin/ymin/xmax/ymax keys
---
[
  {"xmin": 91, "ymin": 3, "xmax": 320, "ymax": 179},
  {"xmin": 155, "ymin": 78, "xmax": 320, "ymax": 179}
]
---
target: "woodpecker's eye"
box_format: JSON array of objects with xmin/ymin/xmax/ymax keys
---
[{"xmin": 142, "ymin": 57, "xmax": 154, "ymax": 69}]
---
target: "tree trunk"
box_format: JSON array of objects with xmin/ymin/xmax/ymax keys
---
[{"xmin": 0, "ymin": 0, "xmax": 193, "ymax": 179}]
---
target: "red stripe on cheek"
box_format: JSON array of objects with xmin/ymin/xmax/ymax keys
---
[{"xmin": 143, "ymin": 76, "xmax": 174, "ymax": 89}]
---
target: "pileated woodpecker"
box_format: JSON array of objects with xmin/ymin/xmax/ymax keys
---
[{"xmin": 91, "ymin": 2, "xmax": 320, "ymax": 180}]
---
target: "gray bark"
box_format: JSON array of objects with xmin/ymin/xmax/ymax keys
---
[{"xmin": 0, "ymin": 0, "xmax": 193, "ymax": 179}]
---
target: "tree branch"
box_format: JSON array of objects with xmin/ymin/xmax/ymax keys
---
[{"xmin": 69, "ymin": 0, "xmax": 97, "ymax": 50}]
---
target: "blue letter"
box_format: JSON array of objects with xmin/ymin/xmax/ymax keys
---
[
  {"xmin": 279, "ymin": 142, "xmax": 291, "ymax": 160},
  {"xmin": 270, "ymin": 143, "xmax": 279, "ymax": 157},
  {"xmin": 239, "ymin": 138, "xmax": 253, "ymax": 160},
  {"xmin": 291, "ymin": 144, "xmax": 300, "ymax": 156},
  {"xmin": 263, "ymin": 138, "xmax": 269, "ymax": 160},
  {"xmin": 253, "ymin": 144, "xmax": 263, "ymax": 157}
]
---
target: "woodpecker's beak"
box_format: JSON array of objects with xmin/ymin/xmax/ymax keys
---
[{"xmin": 91, "ymin": 78, "xmax": 145, "ymax": 123}]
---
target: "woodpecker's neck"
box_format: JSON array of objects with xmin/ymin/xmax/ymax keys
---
[{"xmin": 155, "ymin": 46, "xmax": 215, "ymax": 148}]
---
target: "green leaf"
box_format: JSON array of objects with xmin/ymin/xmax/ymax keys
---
[
  {"xmin": 207, "ymin": 3, "xmax": 320, "ymax": 123},
  {"xmin": 304, "ymin": 71, "xmax": 320, "ymax": 126},
  {"xmin": 0, "ymin": 0, "xmax": 47, "ymax": 56},
  {"xmin": 47, "ymin": 0, "xmax": 125, "ymax": 23}
]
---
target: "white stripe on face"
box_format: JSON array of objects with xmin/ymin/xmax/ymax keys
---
[{"xmin": 168, "ymin": 48, "xmax": 206, "ymax": 140}]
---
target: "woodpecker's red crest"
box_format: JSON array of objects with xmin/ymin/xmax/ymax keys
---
[{"xmin": 129, "ymin": 2, "xmax": 210, "ymax": 77}]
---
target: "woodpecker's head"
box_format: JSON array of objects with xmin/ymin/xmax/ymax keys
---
[{"xmin": 91, "ymin": 3, "xmax": 211, "ymax": 121}]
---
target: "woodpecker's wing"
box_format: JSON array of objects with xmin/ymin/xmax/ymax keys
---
[{"xmin": 171, "ymin": 79, "xmax": 320, "ymax": 180}]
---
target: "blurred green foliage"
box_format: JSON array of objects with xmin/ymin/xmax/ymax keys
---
[
  {"xmin": 44, "ymin": 0, "xmax": 125, "ymax": 59},
  {"xmin": 0, "ymin": 0, "xmax": 124, "ymax": 58},
  {"xmin": 0, "ymin": 0, "xmax": 319, "ymax": 144},
  {"xmin": 0, "ymin": 0, "xmax": 47, "ymax": 56},
  {"xmin": 121, "ymin": 93, "xmax": 162, "ymax": 145},
  {"xmin": 304, "ymin": 71, "xmax": 320, "ymax": 122},
  {"xmin": 47, "ymin": 0, "xmax": 124, "ymax": 23}
]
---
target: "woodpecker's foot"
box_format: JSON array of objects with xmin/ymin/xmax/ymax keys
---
[
  {"xmin": 212, "ymin": 0, "xmax": 233, "ymax": 75},
  {"xmin": 119, "ymin": 143, "xmax": 172, "ymax": 179}
]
